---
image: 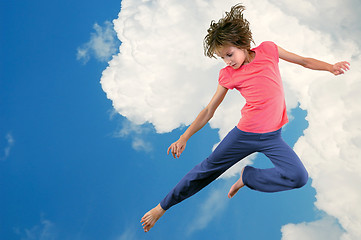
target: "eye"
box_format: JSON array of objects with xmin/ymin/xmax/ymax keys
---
[{"xmin": 227, "ymin": 53, "xmax": 233, "ymax": 57}]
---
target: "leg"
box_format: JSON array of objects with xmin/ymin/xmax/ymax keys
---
[
  {"xmin": 140, "ymin": 127, "xmax": 254, "ymax": 232},
  {"xmin": 160, "ymin": 127, "xmax": 254, "ymax": 210},
  {"xmin": 243, "ymin": 133, "xmax": 308, "ymax": 192},
  {"xmin": 228, "ymin": 167, "xmax": 245, "ymax": 198}
]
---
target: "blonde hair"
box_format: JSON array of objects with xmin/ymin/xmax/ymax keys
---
[{"xmin": 204, "ymin": 4, "xmax": 254, "ymax": 58}]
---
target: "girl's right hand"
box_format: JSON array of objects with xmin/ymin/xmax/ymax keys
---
[{"xmin": 167, "ymin": 136, "xmax": 187, "ymax": 159}]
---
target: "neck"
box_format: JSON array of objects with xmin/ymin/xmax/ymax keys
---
[{"xmin": 244, "ymin": 50, "xmax": 255, "ymax": 65}]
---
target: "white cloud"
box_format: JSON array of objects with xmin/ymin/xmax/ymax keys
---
[
  {"xmin": 114, "ymin": 119, "xmax": 153, "ymax": 152},
  {"xmin": 131, "ymin": 137, "xmax": 152, "ymax": 152},
  {"xmin": 187, "ymin": 185, "xmax": 228, "ymax": 234},
  {"xmin": 1, "ymin": 132, "xmax": 14, "ymax": 161},
  {"xmin": 281, "ymin": 216, "xmax": 344, "ymax": 240},
  {"xmin": 117, "ymin": 227, "xmax": 137, "ymax": 240},
  {"xmin": 77, "ymin": 21, "xmax": 119, "ymax": 64},
  {"xmin": 269, "ymin": 0, "xmax": 361, "ymax": 45},
  {"xmin": 101, "ymin": 0, "xmax": 361, "ymax": 238},
  {"xmin": 16, "ymin": 217, "xmax": 57, "ymax": 240},
  {"xmin": 268, "ymin": 1, "xmax": 361, "ymax": 239}
]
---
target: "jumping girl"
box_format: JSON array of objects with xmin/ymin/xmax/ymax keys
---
[{"xmin": 141, "ymin": 4, "xmax": 350, "ymax": 232}]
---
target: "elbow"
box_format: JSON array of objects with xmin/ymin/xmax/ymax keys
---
[
  {"xmin": 203, "ymin": 107, "xmax": 215, "ymax": 121},
  {"xmin": 208, "ymin": 112, "xmax": 215, "ymax": 120},
  {"xmin": 300, "ymin": 58, "xmax": 310, "ymax": 68}
]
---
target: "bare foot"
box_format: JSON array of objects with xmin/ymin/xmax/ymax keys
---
[
  {"xmin": 228, "ymin": 168, "xmax": 245, "ymax": 199},
  {"xmin": 141, "ymin": 203, "xmax": 166, "ymax": 232}
]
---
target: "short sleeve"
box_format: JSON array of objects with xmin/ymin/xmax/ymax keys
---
[
  {"xmin": 218, "ymin": 67, "xmax": 233, "ymax": 89},
  {"xmin": 261, "ymin": 41, "xmax": 279, "ymax": 63}
]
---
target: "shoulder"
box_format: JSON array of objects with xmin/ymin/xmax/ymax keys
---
[
  {"xmin": 218, "ymin": 66, "xmax": 234, "ymax": 89},
  {"xmin": 257, "ymin": 41, "xmax": 279, "ymax": 61},
  {"xmin": 258, "ymin": 41, "xmax": 278, "ymax": 52},
  {"xmin": 219, "ymin": 66, "xmax": 233, "ymax": 81},
  {"xmin": 219, "ymin": 66, "xmax": 233, "ymax": 75}
]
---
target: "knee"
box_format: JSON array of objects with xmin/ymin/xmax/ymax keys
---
[{"xmin": 289, "ymin": 167, "xmax": 309, "ymax": 189}]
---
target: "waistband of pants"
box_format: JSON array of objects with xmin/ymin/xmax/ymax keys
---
[{"xmin": 233, "ymin": 126, "xmax": 282, "ymax": 140}]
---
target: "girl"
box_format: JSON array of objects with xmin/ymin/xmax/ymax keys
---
[{"xmin": 141, "ymin": 4, "xmax": 350, "ymax": 232}]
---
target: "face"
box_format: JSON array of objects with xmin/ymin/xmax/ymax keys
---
[{"xmin": 216, "ymin": 45, "xmax": 248, "ymax": 69}]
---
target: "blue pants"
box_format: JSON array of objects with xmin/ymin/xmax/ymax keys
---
[{"xmin": 160, "ymin": 127, "xmax": 308, "ymax": 210}]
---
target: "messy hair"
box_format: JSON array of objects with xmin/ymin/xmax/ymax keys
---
[{"xmin": 204, "ymin": 4, "xmax": 254, "ymax": 58}]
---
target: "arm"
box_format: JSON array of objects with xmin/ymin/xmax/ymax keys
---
[
  {"xmin": 167, "ymin": 84, "xmax": 228, "ymax": 158},
  {"xmin": 277, "ymin": 46, "xmax": 350, "ymax": 75}
]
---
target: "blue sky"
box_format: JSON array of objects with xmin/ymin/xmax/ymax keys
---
[{"xmin": 1, "ymin": 1, "xmax": 360, "ymax": 240}]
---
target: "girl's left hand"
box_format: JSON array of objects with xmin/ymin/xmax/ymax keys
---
[{"xmin": 331, "ymin": 61, "xmax": 350, "ymax": 75}]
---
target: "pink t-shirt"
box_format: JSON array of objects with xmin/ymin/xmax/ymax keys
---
[{"xmin": 218, "ymin": 41, "xmax": 288, "ymax": 133}]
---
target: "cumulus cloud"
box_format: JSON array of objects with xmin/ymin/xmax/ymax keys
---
[
  {"xmin": 101, "ymin": 0, "xmax": 361, "ymax": 238},
  {"xmin": 77, "ymin": 21, "xmax": 119, "ymax": 64},
  {"xmin": 1, "ymin": 132, "xmax": 14, "ymax": 161},
  {"xmin": 268, "ymin": 1, "xmax": 361, "ymax": 239},
  {"xmin": 269, "ymin": 0, "xmax": 361, "ymax": 45},
  {"xmin": 281, "ymin": 216, "xmax": 344, "ymax": 240}
]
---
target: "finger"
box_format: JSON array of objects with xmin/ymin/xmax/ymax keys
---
[
  {"xmin": 341, "ymin": 62, "xmax": 350, "ymax": 70},
  {"xmin": 335, "ymin": 64, "xmax": 345, "ymax": 74},
  {"xmin": 172, "ymin": 148, "xmax": 177, "ymax": 158},
  {"xmin": 170, "ymin": 145, "xmax": 177, "ymax": 158},
  {"xmin": 175, "ymin": 145, "xmax": 180, "ymax": 158},
  {"xmin": 339, "ymin": 63, "xmax": 347, "ymax": 70},
  {"xmin": 167, "ymin": 146, "xmax": 171, "ymax": 155},
  {"xmin": 141, "ymin": 213, "xmax": 149, "ymax": 222},
  {"xmin": 143, "ymin": 221, "xmax": 150, "ymax": 228},
  {"xmin": 177, "ymin": 147, "xmax": 183, "ymax": 158},
  {"xmin": 173, "ymin": 144, "xmax": 178, "ymax": 158},
  {"xmin": 336, "ymin": 70, "xmax": 343, "ymax": 75},
  {"xmin": 336, "ymin": 69, "xmax": 344, "ymax": 75},
  {"xmin": 176, "ymin": 147, "xmax": 180, "ymax": 158}
]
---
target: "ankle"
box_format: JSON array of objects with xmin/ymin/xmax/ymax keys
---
[{"xmin": 157, "ymin": 203, "xmax": 166, "ymax": 212}]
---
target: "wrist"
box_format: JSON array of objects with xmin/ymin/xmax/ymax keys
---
[
  {"xmin": 180, "ymin": 134, "xmax": 189, "ymax": 142},
  {"xmin": 327, "ymin": 63, "xmax": 334, "ymax": 73}
]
